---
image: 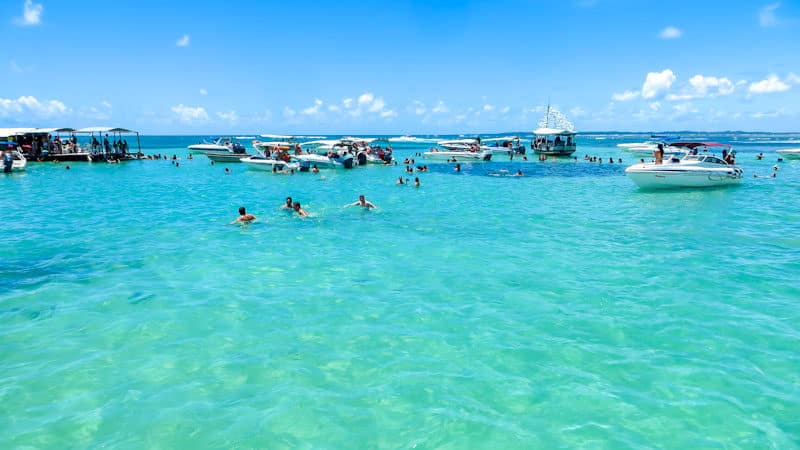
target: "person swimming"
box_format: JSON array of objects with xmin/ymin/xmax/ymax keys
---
[
  {"xmin": 397, "ymin": 176, "xmax": 404, "ymax": 185},
  {"xmin": 293, "ymin": 202, "xmax": 309, "ymax": 217},
  {"xmin": 346, "ymin": 194, "xmax": 377, "ymax": 209},
  {"xmin": 414, "ymin": 177, "xmax": 420, "ymax": 187},
  {"xmin": 282, "ymin": 197, "xmax": 293, "ymax": 209},
  {"xmin": 311, "ymin": 164, "xmax": 319, "ymax": 173},
  {"xmin": 230, "ymin": 206, "xmax": 256, "ymax": 224}
]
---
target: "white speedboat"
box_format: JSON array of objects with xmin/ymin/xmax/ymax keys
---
[
  {"xmin": 481, "ymin": 136, "xmax": 526, "ymax": 155},
  {"xmin": 617, "ymin": 135, "xmax": 681, "ymax": 154},
  {"xmin": 241, "ymin": 155, "xmax": 299, "ymax": 171},
  {"xmin": 387, "ymin": 135, "xmax": 440, "ymax": 143},
  {"xmin": 2, "ymin": 150, "xmax": 26, "ymax": 172},
  {"xmin": 295, "ymin": 140, "xmax": 356, "ymax": 169},
  {"xmin": 776, "ymin": 148, "xmax": 800, "ymax": 159},
  {"xmin": 188, "ymin": 137, "xmax": 243, "ymax": 154},
  {"xmin": 423, "ymin": 145, "xmax": 493, "ymax": 162},
  {"xmin": 625, "ymin": 143, "xmax": 743, "ymax": 189}
]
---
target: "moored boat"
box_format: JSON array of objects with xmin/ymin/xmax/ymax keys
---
[
  {"xmin": 776, "ymin": 148, "xmax": 800, "ymax": 159},
  {"xmin": 531, "ymin": 105, "xmax": 577, "ymax": 156},
  {"xmin": 625, "ymin": 142, "xmax": 743, "ymax": 189}
]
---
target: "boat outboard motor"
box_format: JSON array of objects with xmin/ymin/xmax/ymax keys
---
[
  {"xmin": 2, "ymin": 150, "xmax": 14, "ymax": 173},
  {"xmin": 357, "ymin": 152, "xmax": 367, "ymax": 166}
]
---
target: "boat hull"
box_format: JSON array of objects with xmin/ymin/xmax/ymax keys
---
[
  {"xmin": 423, "ymin": 150, "xmax": 492, "ymax": 162},
  {"xmin": 241, "ymin": 157, "xmax": 299, "ymax": 171},
  {"xmin": 294, "ymin": 154, "xmax": 354, "ymax": 169},
  {"xmin": 532, "ymin": 146, "xmax": 576, "ymax": 157},
  {"xmin": 205, "ymin": 152, "xmax": 250, "ymax": 162},
  {"xmin": 626, "ymin": 166, "xmax": 744, "ymax": 189},
  {"xmin": 188, "ymin": 144, "xmax": 230, "ymax": 154},
  {"xmin": 776, "ymin": 149, "xmax": 800, "ymax": 160}
]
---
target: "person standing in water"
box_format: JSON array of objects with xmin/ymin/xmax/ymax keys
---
[
  {"xmin": 230, "ymin": 206, "xmax": 256, "ymax": 224},
  {"xmin": 282, "ymin": 197, "xmax": 293, "ymax": 209},
  {"xmin": 346, "ymin": 194, "xmax": 377, "ymax": 209}
]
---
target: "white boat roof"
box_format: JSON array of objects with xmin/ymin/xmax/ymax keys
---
[
  {"xmin": 255, "ymin": 141, "xmax": 295, "ymax": 146},
  {"xmin": 534, "ymin": 127, "xmax": 576, "ymax": 136},
  {"xmin": 259, "ymin": 134, "xmax": 294, "ymax": 139},
  {"xmin": 1, "ymin": 127, "xmax": 76, "ymax": 135}
]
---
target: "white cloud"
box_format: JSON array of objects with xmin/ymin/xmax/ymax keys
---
[
  {"xmin": 642, "ymin": 69, "xmax": 676, "ymax": 99},
  {"xmin": 176, "ymin": 34, "xmax": 190, "ymax": 47},
  {"xmin": 380, "ymin": 110, "xmax": 397, "ymax": 119},
  {"xmin": 302, "ymin": 98, "xmax": 323, "ymax": 116},
  {"xmin": 15, "ymin": 0, "xmax": 43, "ymax": 26},
  {"xmin": 482, "ymin": 104, "xmax": 495, "ymax": 112},
  {"xmin": 569, "ymin": 106, "xmax": 587, "ymax": 117},
  {"xmin": 788, "ymin": 73, "xmax": 800, "ymax": 84},
  {"xmin": 328, "ymin": 104, "xmax": 341, "ymax": 112},
  {"xmin": 410, "ymin": 100, "xmax": 426, "ymax": 115},
  {"xmin": 668, "ymin": 74, "xmax": 735, "ymax": 100},
  {"xmin": 649, "ymin": 102, "xmax": 661, "ymax": 112},
  {"xmin": 501, "ymin": 106, "xmax": 511, "ymax": 114},
  {"xmin": 0, "ymin": 95, "xmax": 68, "ymax": 118},
  {"xmin": 283, "ymin": 106, "xmax": 296, "ymax": 118},
  {"xmin": 431, "ymin": 101, "xmax": 449, "ymax": 114},
  {"xmin": 612, "ymin": 90, "xmax": 639, "ymax": 101},
  {"xmin": 9, "ymin": 60, "xmax": 24, "ymax": 73},
  {"xmin": 759, "ymin": 3, "xmax": 780, "ymax": 27},
  {"xmin": 342, "ymin": 98, "xmax": 353, "ymax": 108},
  {"xmin": 749, "ymin": 75, "xmax": 791, "ymax": 94},
  {"xmin": 83, "ymin": 101, "xmax": 112, "ymax": 120},
  {"xmin": 199, "ymin": 88, "xmax": 207, "ymax": 96},
  {"xmin": 671, "ymin": 102, "xmax": 698, "ymax": 118},
  {"xmin": 659, "ymin": 26, "xmax": 682, "ymax": 39},
  {"xmin": 368, "ymin": 97, "xmax": 385, "ymax": 113},
  {"xmin": 171, "ymin": 104, "xmax": 207, "ymax": 122},
  {"xmin": 216, "ymin": 110, "xmax": 239, "ymax": 123},
  {"xmin": 358, "ymin": 92, "xmax": 374, "ymax": 105}
]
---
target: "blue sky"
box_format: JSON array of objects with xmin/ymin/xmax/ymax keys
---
[{"xmin": 1, "ymin": 0, "xmax": 799, "ymax": 133}]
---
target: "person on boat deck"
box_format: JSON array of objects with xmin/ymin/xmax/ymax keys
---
[
  {"xmin": 554, "ymin": 136, "xmax": 562, "ymax": 146},
  {"xmin": 230, "ymin": 206, "xmax": 256, "ymax": 224},
  {"xmin": 293, "ymin": 202, "xmax": 309, "ymax": 217},
  {"xmin": 654, "ymin": 144, "xmax": 665, "ymax": 165},
  {"xmin": 723, "ymin": 149, "xmax": 735, "ymax": 165},
  {"xmin": 282, "ymin": 197, "xmax": 294, "ymax": 209},
  {"xmin": 346, "ymin": 195, "xmax": 377, "ymax": 209}
]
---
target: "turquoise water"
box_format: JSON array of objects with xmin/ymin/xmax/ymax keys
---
[{"xmin": 2, "ymin": 134, "xmax": 799, "ymax": 448}]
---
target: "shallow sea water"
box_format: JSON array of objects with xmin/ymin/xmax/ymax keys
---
[{"xmin": 1, "ymin": 134, "xmax": 799, "ymax": 448}]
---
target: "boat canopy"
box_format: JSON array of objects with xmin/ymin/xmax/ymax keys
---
[
  {"xmin": 668, "ymin": 141, "xmax": 731, "ymax": 150},
  {"xmin": 534, "ymin": 128, "xmax": 575, "ymax": 136},
  {"xmin": 75, "ymin": 127, "xmax": 138, "ymax": 134},
  {"xmin": 34, "ymin": 127, "xmax": 77, "ymax": 134}
]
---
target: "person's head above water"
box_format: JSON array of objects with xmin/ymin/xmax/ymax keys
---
[
  {"xmin": 359, "ymin": 194, "xmax": 366, "ymax": 203},
  {"xmin": 286, "ymin": 197, "xmax": 292, "ymax": 205},
  {"xmin": 239, "ymin": 206, "xmax": 246, "ymax": 215}
]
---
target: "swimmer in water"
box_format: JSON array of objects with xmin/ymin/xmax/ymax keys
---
[
  {"xmin": 230, "ymin": 206, "xmax": 256, "ymax": 224},
  {"xmin": 397, "ymin": 176, "xmax": 404, "ymax": 185},
  {"xmin": 454, "ymin": 163, "xmax": 461, "ymax": 172},
  {"xmin": 311, "ymin": 164, "xmax": 319, "ymax": 173},
  {"xmin": 282, "ymin": 197, "xmax": 293, "ymax": 209},
  {"xmin": 346, "ymin": 194, "xmax": 377, "ymax": 209},
  {"xmin": 414, "ymin": 177, "xmax": 420, "ymax": 187},
  {"xmin": 293, "ymin": 202, "xmax": 309, "ymax": 217},
  {"xmin": 515, "ymin": 169, "xmax": 523, "ymax": 176}
]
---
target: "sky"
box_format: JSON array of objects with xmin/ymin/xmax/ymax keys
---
[{"xmin": 1, "ymin": 0, "xmax": 799, "ymax": 134}]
